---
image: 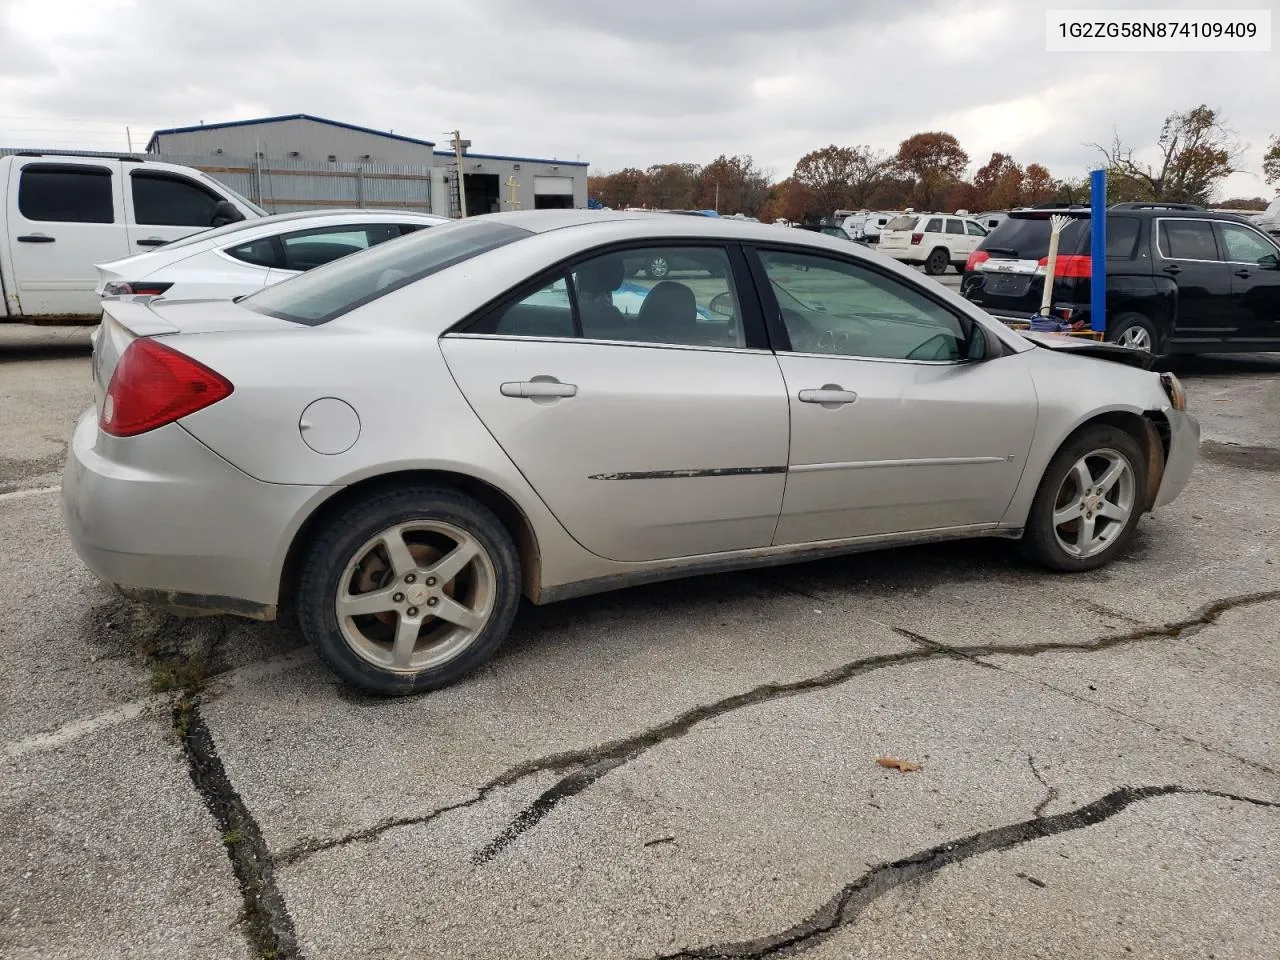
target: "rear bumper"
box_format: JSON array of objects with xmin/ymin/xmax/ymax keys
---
[
  {"xmin": 1153, "ymin": 408, "xmax": 1199, "ymax": 509},
  {"xmin": 61, "ymin": 409, "xmax": 327, "ymax": 617}
]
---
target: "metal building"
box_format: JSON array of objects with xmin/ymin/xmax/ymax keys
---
[{"xmin": 145, "ymin": 113, "xmax": 589, "ymax": 216}]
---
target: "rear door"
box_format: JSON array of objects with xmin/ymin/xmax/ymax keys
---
[
  {"xmin": 1154, "ymin": 218, "xmax": 1236, "ymax": 341},
  {"xmin": 750, "ymin": 246, "xmax": 1037, "ymax": 543},
  {"xmin": 1216, "ymin": 220, "xmax": 1280, "ymax": 344},
  {"xmin": 5, "ymin": 158, "xmax": 128, "ymax": 318},
  {"xmin": 441, "ymin": 243, "xmax": 791, "ymax": 563}
]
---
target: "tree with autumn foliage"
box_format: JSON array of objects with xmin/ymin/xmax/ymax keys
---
[
  {"xmin": 587, "ymin": 167, "xmax": 647, "ymax": 208},
  {"xmin": 1023, "ymin": 163, "xmax": 1057, "ymax": 204},
  {"xmin": 971, "ymin": 152, "xmax": 1023, "ymax": 210},
  {"xmin": 894, "ymin": 132, "xmax": 969, "ymax": 209},
  {"xmin": 1090, "ymin": 104, "xmax": 1241, "ymax": 205},
  {"xmin": 695, "ymin": 154, "xmax": 772, "ymax": 216},
  {"xmin": 1264, "ymin": 134, "xmax": 1280, "ymax": 187}
]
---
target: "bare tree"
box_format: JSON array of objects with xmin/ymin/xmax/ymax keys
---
[{"xmin": 1090, "ymin": 105, "xmax": 1242, "ymax": 205}]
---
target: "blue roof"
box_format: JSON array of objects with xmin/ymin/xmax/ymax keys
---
[
  {"xmin": 146, "ymin": 113, "xmax": 436, "ymax": 151},
  {"xmin": 433, "ymin": 150, "xmax": 589, "ymax": 168}
]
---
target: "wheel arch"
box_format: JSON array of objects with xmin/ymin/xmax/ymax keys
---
[
  {"xmin": 277, "ymin": 469, "xmax": 543, "ymax": 617},
  {"xmin": 1052, "ymin": 409, "xmax": 1170, "ymax": 512}
]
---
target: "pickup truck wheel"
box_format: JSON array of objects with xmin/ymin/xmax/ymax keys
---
[
  {"xmin": 924, "ymin": 248, "xmax": 950, "ymax": 275},
  {"xmin": 1106, "ymin": 312, "xmax": 1161, "ymax": 356},
  {"xmin": 1020, "ymin": 425, "xmax": 1148, "ymax": 572}
]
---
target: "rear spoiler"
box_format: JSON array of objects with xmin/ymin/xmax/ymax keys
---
[{"xmin": 100, "ymin": 296, "xmax": 181, "ymax": 337}]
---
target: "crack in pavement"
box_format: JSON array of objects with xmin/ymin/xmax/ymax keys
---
[
  {"xmin": 653, "ymin": 786, "xmax": 1280, "ymax": 959},
  {"xmin": 276, "ymin": 589, "xmax": 1280, "ymax": 868},
  {"xmin": 1027, "ymin": 755, "xmax": 1059, "ymax": 819},
  {"xmin": 176, "ymin": 697, "xmax": 302, "ymax": 959}
]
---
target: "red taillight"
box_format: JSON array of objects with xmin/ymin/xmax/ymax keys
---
[
  {"xmin": 101, "ymin": 338, "xmax": 233, "ymax": 437},
  {"xmin": 966, "ymin": 250, "xmax": 990, "ymax": 272},
  {"xmin": 910, "ymin": 233, "xmax": 924, "ymax": 245},
  {"xmin": 103, "ymin": 281, "xmax": 174, "ymax": 297},
  {"xmin": 1037, "ymin": 254, "xmax": 1092, "ymax": 279}
]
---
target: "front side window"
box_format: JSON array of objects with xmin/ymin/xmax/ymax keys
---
[
  {"xmin": 18, "ymin": 165, "xmax": 114, "ymax": 223},
  {"xmin": 965, "ymin": 221, "xmax": 987, "ymax": 237},
  {"xmin": 132, "ymin": 174, "xmax": 222, "ymax": 227},
  {"xmin": 758, "ymin": 249, "xmax": 970, "ymax": 362},
  {"xmin": 1159, "ymin": 220, "xmax": 1219, "ymax": 261},
  {"xmin": 243, "ymin": 219, "xmax": 531, "ymax": 325},
  {"xmin": 1218, "ymin": 223, "xmax": 1278, "ymax": 265},
  {"xmin": 465, "ymin": 246, "xmax": 747, "ymax": 348}
]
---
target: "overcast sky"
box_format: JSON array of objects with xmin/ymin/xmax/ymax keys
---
[{"xmin": 1, "ymin": 0, "xmax": 1276, "ymax": 198}]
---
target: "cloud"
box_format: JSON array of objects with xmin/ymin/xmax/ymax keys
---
[{"xmin": 0, "ymin": 0, "xmax": 1275, "ymax": 197}]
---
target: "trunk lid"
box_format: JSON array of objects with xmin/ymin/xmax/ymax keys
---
[{"xmin": 92, "ymin": 297, "xmax": 297, "ymax": 414}]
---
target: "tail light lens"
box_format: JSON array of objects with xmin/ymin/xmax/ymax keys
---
[
  {"xmin": 966, "ymin": 250, "xmax": 990, "ymax": 271},
  {"xmin": 101, "ymin": 338, "xmax": 233, "ymax": 437},
  {"xmin": 910, "ymin": 233, "xmax": 924, "ymax": 245},
  {"xmin": 103, "ymin": 281, "xmax": 174, "ymax": 297},
  {"xmin": 1036, "ymin": 255, "xmax": 1092, "ymax": 279}
]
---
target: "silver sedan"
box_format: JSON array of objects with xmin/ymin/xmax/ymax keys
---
[{"xmin": 63, "ymin": 210, "xmax": 1199, "ymax": 695}]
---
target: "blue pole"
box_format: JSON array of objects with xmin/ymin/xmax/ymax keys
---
[{"xmin": 1090, "ymin": 168, "xmax": 1107, "ymax": 333}]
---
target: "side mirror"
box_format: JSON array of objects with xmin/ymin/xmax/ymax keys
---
[
  {"xmin": 708, "ymin": 292, "xmax": 735, "ymax": 317},
  {"xmin": 1259, "ymin": 253, "xmax": 1279, "ymax": 271},
  {"xmin": 210, "ymin": 200, "xmax": 245, "ymax": 228}
]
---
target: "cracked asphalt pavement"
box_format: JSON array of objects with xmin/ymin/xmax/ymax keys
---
[{"xmin": 1, "ymin": 325, "xmax": 1277, "ymax": 959}]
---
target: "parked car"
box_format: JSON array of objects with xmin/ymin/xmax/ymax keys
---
[
  {"xmin": 878, "ymin": 213, "xmax": 990, "ymax": 275},
  {"xmin": 0, "ymin": 151, "xmax": 264, "ymax": 322},
  {"xmin": 95, "ymin": 209, "xmax": 448, "ymax": 302},
  {"xmin": 974, "ymin": 211, "xmax": 1010, "ymax": 232},
  {"xmin": 64, "ymin": 210, "xmax": 1197, "ymax": 695},
  {"xmin": 1255, "ymin": 196, "xmax": 1280, "ymax": 236},
  {"xmin": 797, "ymin": 221, "xmax": 868, "ymax": 245},
  {"xmin": 960, "ymin": 203, "xmax": 1280, "ymax": 355},
  {"xmin": 852, "ymin": 211, "xmax": 895, "ymax": 244}
]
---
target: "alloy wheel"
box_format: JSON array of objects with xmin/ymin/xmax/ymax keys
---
[
  {"xmin": 335, "ymin": 520, "xmax": 497, "ymax": 673},
  {"xmin": 1051, "ymin": 449, "xmax": 1136, "ymax": 559}
]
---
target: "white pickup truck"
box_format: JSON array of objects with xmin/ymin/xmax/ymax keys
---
[{"xmin": 1, "ymin": 152, "xmax": 264, "ymax": 323}]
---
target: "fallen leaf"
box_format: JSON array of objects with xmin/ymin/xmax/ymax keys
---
[{"xmin": 876, "ymin": 757, "xmax": 922, "ymax": 773}]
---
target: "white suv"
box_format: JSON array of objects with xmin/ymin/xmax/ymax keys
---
[{"xmin": 878, "ymin": 213, "xmax": 989, "ymax": 275}]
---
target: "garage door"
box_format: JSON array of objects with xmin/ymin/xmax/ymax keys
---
[{"xmin": 533, "ymin": 176, "xmax": 573, "ymax": 196}]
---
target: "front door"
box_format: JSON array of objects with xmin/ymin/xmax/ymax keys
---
[
  {"xmin": 441, "ymin": 244, "xmax": 790, "ymax": 563},
  {"xmin": 5, "ymin": 159, "xmax": 128, "ymax": 318},
  {"xmin": 125, "ymin": 170, "xmax": 234, "ymax": 250},
  {"xmin": 1155, "ymin": 217, "xmax": 1237, "ymax": 342},
  {"xmin": 750, "ymin": 246, "xmax": 1038, "ymax": 544},
  {"xmin": 1215, "ymin": 220, "xmax": 1280, "ymax": 345}
]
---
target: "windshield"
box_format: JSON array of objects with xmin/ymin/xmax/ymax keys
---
[
  {"xmin": 242, "ymin": 219, "xmax": 532, "ymax": 325},
  {"xmin": 198, "ymin": 175, "xmax": 268, "ymax": 217}
]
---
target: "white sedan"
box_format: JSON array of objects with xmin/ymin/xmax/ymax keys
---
[{"xmin": 94, "ymin": 209, "xmax": 449, "ymax": 301}]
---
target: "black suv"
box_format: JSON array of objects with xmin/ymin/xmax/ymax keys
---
[{"xmin": 959, "ymin": 203, "xmax": 1280, "ymax": 355}]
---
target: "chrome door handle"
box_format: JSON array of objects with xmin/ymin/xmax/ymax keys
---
[
  {"xmin": 798, "ymin": 385, "xmax": 858, "ymax": 406},
  {"xmin": 500, "ymin": 377, "xmax": 578, "ymax": 399}
]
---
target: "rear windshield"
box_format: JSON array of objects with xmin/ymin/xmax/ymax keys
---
[
  {"xmin": 978, "ymin": 216, "xmax": 1088, "ymax": 259},
  {"xmin": 885, "ymin": 216, "xmax": 918, "ymax": 231},
  {"xmin": 243, "ymin": 219, "xmax": 532, "ymax": 325}
]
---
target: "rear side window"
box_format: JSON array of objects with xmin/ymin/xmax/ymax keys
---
[
  {"xmin": 242, "ymin": 219, "xmax": 532, "ymax": 325},
  {"xmin": 226, "ymin": 237, "xmax": 280, "ymax": 268},
  {"xmin": 925, "ymin": 218, "xmax": 943, "ymax": 233},
  {"xmin": 1158, "ymin": 220, "xmax": 1219, "ymax": 261},
  {"xmin": 18, "ymin": 165, "xmax": 114, "ymax": 223},
  {"xmin": 945, "ymin": 219, "xmax": 964, "ymax": 235},
  {"xmin": 1105, "ymin": 217, "xmax": 1140, "ymax": 258},
  {"xmin": 885, "ymin": 216, "xmax": 918, "ymax": 231},
  {"xmin": 132, "ymin": 173, "xmax": 222, "ymax": 227},
  {"xmin": 979, "ymin": 216, "xmax": 1087, "ymax": 260}
]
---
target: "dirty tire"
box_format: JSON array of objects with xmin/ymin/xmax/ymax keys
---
[
  {"xmin": 925, "ymin": 248, "xmax": 950, "ymax": 275},
  {"xmin": 1020, "ymin": 424, "xmax": 1148, "ymax": 573},
  {"xmin": 296, "ymin": 485, "xmax": 521, "ymax": 696},
  {"xmin": 1106, "ymin": 312, "xmax": 1161, "ymax": 357}
]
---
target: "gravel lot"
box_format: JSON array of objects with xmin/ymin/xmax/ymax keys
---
[{"xmin": 2, "ymin": 304, "xmax": 1277, "ymax": 960}]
